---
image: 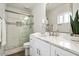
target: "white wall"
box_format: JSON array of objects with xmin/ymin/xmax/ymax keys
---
[
  {"xmin": 0, "ymin": 4, "xmax": 5, "ymax": 18},
  {"xmin": 32, "ymin": 3, "xmax": 46, "ymax": 33},
  {"xmin": 72, "ymin": 3, "xmax": 79, "ymax": 18},
  {"xmin": 6, "ymin": 5, "xmax": 32, "ymax": 15},
  {"xmin": 47, "ymin": 3, "xmax": 72, "ymax": 33}
]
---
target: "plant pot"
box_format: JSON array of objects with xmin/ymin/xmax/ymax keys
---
[{"xmin": 70, "ymin": 34, "xmax": 79, "ymax": 42}]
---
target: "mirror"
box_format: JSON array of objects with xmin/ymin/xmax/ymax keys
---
[{"xmin": 46, "ymin": 3, "xmax": 73, "ymax": 34}]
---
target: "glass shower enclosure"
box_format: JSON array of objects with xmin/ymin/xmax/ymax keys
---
[{"xmin": 5, "ymin": 10, "xmax": 33, "ymax": 53}]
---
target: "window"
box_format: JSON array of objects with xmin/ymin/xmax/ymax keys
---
[{"xmin": 57, "ymin": 12, "xmax": 72, "ymax": 24}]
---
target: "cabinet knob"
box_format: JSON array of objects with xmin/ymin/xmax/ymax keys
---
[
  {"xmin": 55, "ymin": 50, "xmax": 60, "ymax": 56},
  {"xmin": 39, "ymin": 50, "xmax": 41, "ymax": 55},
  {"xmin": 56, "ymin": 54, "xmax": 60, "ymax": 56},
  {"xmin": 37, "ymin": 49, "xmax": 39, "ymax": 54},
  {"xmin": 37, "ymin": 49, "xmax": 41, "ymax": 55}
]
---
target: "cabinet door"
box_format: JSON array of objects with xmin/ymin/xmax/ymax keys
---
[
  {"xmin": 30, "ymin": 45, "xmax": 37, "ymax": 56},
  {"xmin": 35, "ymin": 39, "xmax": 50, "ymax": 56},
  {"xmin": 51, "ymin": 45, "xmax": 56, "ymax": 56},
  {"xmin": 30, "ymin": 36, "xmax": 39, "ymax": 56},
  {"xmin": 30, "ymin": 37, "xmax": 35, "ymax": 56},
  {"xmin": 55, "ymin": 47, "xmax": 76, "ymax": 56},
  {"xmin": 51, "ymin": 45, "xmax": 76, "ymax": 56}
]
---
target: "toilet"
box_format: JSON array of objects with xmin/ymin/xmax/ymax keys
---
[{"xmin": 23, "ymin": 42, "xmax": 30, "ymax": 56}]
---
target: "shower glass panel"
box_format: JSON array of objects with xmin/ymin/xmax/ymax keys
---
[
  {"xmin": 19, "ymin": 16, "xmax": 33, "ymax": 46},
  {"xmin": 5, "ymin": 12, "xmax": 33, "ymax": 50}
]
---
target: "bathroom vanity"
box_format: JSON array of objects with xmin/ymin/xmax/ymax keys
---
[{"xmin": 30, "ymin": 33, "xmax": 79, "ymax": 56}]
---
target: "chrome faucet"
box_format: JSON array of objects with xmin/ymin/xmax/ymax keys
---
[{"xmin": 46, "ymin": 24, "xmax": 54, "ymax": 36}]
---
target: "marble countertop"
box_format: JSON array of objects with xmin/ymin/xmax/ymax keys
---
[{"xmin": 30, "ymin": 33, "xmax": 79, "ymax": 56}]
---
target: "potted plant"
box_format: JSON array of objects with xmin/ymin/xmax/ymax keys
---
[{"xmin": 70, "ymin": 10, "xmax": 79, "ymax": 36}]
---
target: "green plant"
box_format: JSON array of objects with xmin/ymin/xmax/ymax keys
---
[{"xmin": 70, "ymin": 10, "xmax": 79, "ymax": 34}]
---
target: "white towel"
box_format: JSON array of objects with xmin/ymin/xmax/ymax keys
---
[
  {"xmin": 0, "ymin": 18, "xmax": 2, "ymax": 42},
  {"xmin": 1, "ymin": 19, "xmax": 6, "ymax": 46}
]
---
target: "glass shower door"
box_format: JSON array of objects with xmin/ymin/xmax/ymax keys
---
[
  {"xmin": 5, "ymin": 11, "xmax": 33, "ymax": 50},
  {"xmin": 19, "ymin": 16, "xmax": 33, "ymax": 46}
]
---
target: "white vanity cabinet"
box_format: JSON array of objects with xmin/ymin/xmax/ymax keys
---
[
  {"xmin": 30, "ymin": 36, "xmax": 50, "ymax": 56},
  {"xmin": 30, "ymin": 33, "xmax": 78, "ymax": 56},
  {"xmin": 51, "ymin": 45, "xmax": 76, "ymax": 56}
]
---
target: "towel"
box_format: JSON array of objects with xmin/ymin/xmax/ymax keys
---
[
  {"xmin": 0, "ymin": 18, "xmax": 2, "ymax": 42},
  {"xmin": 1, "ymin": 19, "xmax": 6, "ymax": 46}
]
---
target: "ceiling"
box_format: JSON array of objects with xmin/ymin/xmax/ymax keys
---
[
  {"xmin": 46, "ymin": 3, "xmax": 64, "ymax": 11},
  {"xmin": 6, "ymin": 3, "xmax": 64, "ymax": 12},
  {"xmin": 6, "ymin": 3, "xmax": 39, "ymax": 10}
]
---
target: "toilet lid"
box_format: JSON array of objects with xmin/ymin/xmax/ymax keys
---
[
  {"xmin": 24, "ymin": 42, "xmax": 29, "ymax": 46},
  {"xmin": 23, "ymin": 42, "xmax": 29, "ymax": 48}
]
